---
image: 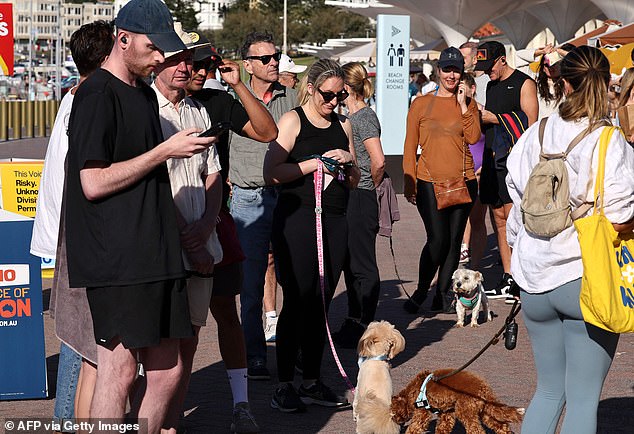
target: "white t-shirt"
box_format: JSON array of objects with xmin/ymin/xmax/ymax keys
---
[
  {"xmin": 30, "ymin": 92, "xmax": 74, "ymax": 259},
  {"xmin": 506, "ymin": 112, "xmax": 634, "ymax": 293},
  {"xmin": 152, "ymin": 83, "xmax": 223, "ymax": 266}
]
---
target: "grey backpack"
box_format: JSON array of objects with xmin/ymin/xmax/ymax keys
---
[{"xmin": 521, "ymin": 117, "xmax": 608, "ymax": 238}]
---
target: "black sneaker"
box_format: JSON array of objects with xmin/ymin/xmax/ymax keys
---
[
  {"xmin": 485, "ymin": 273, "xmax": 514, "ymax": 299},
  {"xmin": 271, "ymin": 383, "xmax": 306, "ymax": 413},
  {"xmin": 247, "ymin": 358, "xmax": 270, "ymax": 381},
  {"xmin": 333, "ymin": 318, "xmax": 366, "ymax": 349},
  {"xmin": 298, "ymin": 380, "xmax": 350, "ymax": 407}
]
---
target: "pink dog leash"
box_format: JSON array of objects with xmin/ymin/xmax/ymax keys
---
[{"xmin": 313, "ymin": 159, "xmax": 355, "ymax": 394}]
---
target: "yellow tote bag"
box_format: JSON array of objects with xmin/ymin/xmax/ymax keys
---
[{"xmin": 575, "ymin": 126, "xmax": 634, "ymax": 334}]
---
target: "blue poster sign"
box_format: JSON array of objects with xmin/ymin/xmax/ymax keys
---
[
  {"xmin": 376, "ymin": 14, "xmax": 410, "ymax": 155},
  {"xmin": 0, "ymin": 209, "xmax": 48, "ymax": 400}
]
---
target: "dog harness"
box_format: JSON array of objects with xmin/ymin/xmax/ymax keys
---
[
  {"xmin": 415, "ymin": 373, "xmax": 440, "ymax": 413},
  {"xmin": 457, "ymin": 291, "xmax": 480, "ymax": 309},
  {"xmin": 357, "ymin": 354, "xmax": 389, "ymax": 368}
]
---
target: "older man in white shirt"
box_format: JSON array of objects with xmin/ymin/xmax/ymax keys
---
[{"xmin": 152, "ymin": 27, "xmax": 259, "ymax": 434}]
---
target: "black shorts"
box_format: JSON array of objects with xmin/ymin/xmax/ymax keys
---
[
  {"xmin": 479, "ymin": 150, "xmax": 512, "ymax": 208},
  {"xmin": 86, "ymin": 278, "xmax": 193, "ymax": 349},
  {"xmin": 212, "ymin": 261, "xmax": 243, "ymax": 297}
]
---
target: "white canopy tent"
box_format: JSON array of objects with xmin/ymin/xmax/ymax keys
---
[
  {"xmin": 493, "ymin": 10, "xmax": 546, "ymax": 49},
  {"xmin": 335, "ymin": 41, "xmax": 377, "ymax": 64},
  {"xmin": 330, "ymin": 0, "xmax": 632, "ymax": 51},
  {"xmin": 325, "ymin": 1, "xmax": 442, "ymax": 45},
  {"xmin": 385, "ymin": 0, "xmax": 547, "ymax": 47},
  {"xmin": 527, "ymin": 0, "xmax": 606, "ymax": 42},
  {"xmin": 590, "ymin": 0, "xmax": 634, "ymax": 27}
]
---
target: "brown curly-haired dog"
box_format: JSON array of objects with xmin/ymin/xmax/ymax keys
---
[{"xmin": 390, "ymin": 369, "xmax": 524, "ymax": 434}]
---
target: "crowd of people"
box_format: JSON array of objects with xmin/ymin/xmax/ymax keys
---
[{"xmin": 28, "ymin": 0, "xmax": 634, "ymax": 432}]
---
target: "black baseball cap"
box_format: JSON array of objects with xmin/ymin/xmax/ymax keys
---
[
  {"xmin": 474, "ymin": 41, "xmax": 506, "ymax": 72},
  {"xmin": 438, "ymin": 47, "xmax": 464, "ymax": 72},
  {"xmin": 115, "ymin": 0, "xmax": 186, "ymax": 54},
  {"xmin": 186, "ymin": 31, "xmax": 219, "ymax": 62}
]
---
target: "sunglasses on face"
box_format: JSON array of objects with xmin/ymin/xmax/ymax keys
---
[
  {"xmin": 193, "ymin": 55, "xmax": 222, "ymax": 72},
  {"xmin": 244, "ymin": 52, "xmax": 282, "ymax": 65},
  {"xmin": 317, "ymin": 88, "xmax": 349, "ymax": 103}
]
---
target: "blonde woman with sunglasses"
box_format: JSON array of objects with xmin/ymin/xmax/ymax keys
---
[{"xmin": 264, "ymin": 58, "xmax": 359, "ymax": 413}]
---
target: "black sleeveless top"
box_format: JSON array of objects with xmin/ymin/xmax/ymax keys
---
[
  {"xmin": 279, "ymin": 106, "xmax": 350, "ymax": 215},
  {"xmin": 483, "ymin": 69, "xmax": 531, "ymax": 149}
]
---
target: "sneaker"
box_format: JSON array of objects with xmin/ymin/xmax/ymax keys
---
[
  {"xmin": 231, "ymin": 402, "xmax": 260, "ymax": 433},
  {"xmin": 485, "ymin": 273, "xmax": 514, "ymax": 299},
  {"xmin": 459, "ymin": 243, "xmax": 470, "ymax": 264},
  {"xmin": 264, "ymin": 316, "xmax": 278, "ymax": 342},
  {"xmin": 332, "ymin": 318, "xmax": 365, "ymax": 349},
  {"xmin": 271, "ymin": 383, "xmax": 306, "ymax": 413},
  {"xmin": 298, "ymin": 380, "xmax": 350, "ymax": 407},
  {"xmin": 247, "ymin": 358, "xmax": 270, "ymax": 381}
]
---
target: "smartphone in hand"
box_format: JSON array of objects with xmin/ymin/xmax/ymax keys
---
[{"xmin": 199, "ymin": 121, "xmax": 231, "ymax": 138}]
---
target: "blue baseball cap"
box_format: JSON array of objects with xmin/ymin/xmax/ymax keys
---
[
  {"xmin": 115, "ymin": 0, "xmax": 186, "ymax": 54},
  {"xmin": 438, "ymin": 47, "xmax": 464, "ymax": 72}
]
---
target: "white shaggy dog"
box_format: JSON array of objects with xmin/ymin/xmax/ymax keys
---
[
  {"xmin": 451, "ymin": 269, "xmax": 492, "ymax": 328},
  {"xmin": 353, "ymin": 321, "xmax": 405, "ymax": 434}
]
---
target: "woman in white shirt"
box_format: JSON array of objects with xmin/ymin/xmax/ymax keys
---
[{"xmin": 506, "ymin": 46, "xmax": 634, "ymax": 434}]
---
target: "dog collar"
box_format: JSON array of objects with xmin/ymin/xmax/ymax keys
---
[{"xmin": 357, "ymin": 354, "xmax": 389, "ymax": 368}]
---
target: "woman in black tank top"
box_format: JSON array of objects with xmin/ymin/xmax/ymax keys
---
[{"xmin": 264, "ymin": 59, "xmax": 359, "ymax": 412}]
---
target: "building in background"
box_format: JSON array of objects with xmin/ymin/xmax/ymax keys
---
[{"xmin": 11, "ymin": 0, "xmax": 114, "ymax": 62}]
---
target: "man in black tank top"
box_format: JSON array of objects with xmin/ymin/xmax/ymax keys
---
[{"xmin": 475, "ymin": 41, "xmax": 538, "ymax": 300}]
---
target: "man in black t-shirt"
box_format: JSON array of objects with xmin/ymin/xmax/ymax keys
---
[
  {"xmin": 65, "ymin": 0, "xmax": 216, "ymax": 429},
  {"xmin": 475, "ymin": 41, "xmax": 538, "ymax": 301},
  {"xmin": 182, "ymin": 38, "xmax": 277, "ymax": 428}
]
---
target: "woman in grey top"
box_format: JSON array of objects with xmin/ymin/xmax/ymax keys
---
[{"xmin": 333, "ymin": 62, "xmax": 386, "ymax": 348}]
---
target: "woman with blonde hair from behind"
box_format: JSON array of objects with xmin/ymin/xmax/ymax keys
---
[
  {"xmin": 332, "ymin": 62, "xmax": 386, "ymax": 348},
  {"xmin": 506, "ymin": 45, "xmax": 634, "ymax": 434}
]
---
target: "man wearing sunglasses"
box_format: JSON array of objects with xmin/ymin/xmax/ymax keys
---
[
  {"xmin": 221, "ymin": 31, "xmax": 297, "ymax": 382},
  {"xmin": 474, "ymin": 40, "xmax": 538, "ymax": 303}
]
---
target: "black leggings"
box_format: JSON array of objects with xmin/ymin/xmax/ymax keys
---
[
  {"xmin": 343, "ymin": 188, "xmax": 380, "ymax": 325},
  {"xmin": 272, "ymin": 205, "xmax": 348, "ymax": 382},
  {"xmin": 413, "ymin": 179, "xmax": 477, "ymax": 308}
]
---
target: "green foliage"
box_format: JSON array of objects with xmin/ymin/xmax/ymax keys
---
[
  {"xmin": 164, "ymin": 0, "xmax": 200, "ymax": 31},
  {"xmin": 213, "ymin": 0, "xmax": 371, "ymax": 54}
]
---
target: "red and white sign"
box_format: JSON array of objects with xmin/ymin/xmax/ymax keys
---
[
  {"xmin": 0, "ymin": 265, "xmax": 30, "ymax": 287},
  {"xmin": 0, "ymin": 4, "xmax": 13, "ymax": 76}
]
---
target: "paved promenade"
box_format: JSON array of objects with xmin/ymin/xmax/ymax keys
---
[{"xmin": 0, "ymin": 139, "xmax": 632, "ymax": 433}]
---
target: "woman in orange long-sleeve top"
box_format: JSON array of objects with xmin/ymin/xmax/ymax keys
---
[{"xmin": 402, "ymin": 47, "xmax": 482, "ymax": 314}]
